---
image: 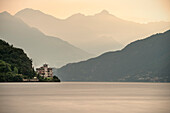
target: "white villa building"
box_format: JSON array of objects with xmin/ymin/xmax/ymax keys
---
[{"xmin": 36, "ymin": 64, "xmax": 53, "ymax": 78}]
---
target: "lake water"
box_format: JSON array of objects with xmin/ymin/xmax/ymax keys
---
[{"xmin": 0, "ymin": 82, "xmax": 170, "ymax": 113}]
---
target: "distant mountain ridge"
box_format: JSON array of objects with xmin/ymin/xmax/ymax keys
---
[
  {"xmin": 15, "ymin": 8, "xmax": 170, "ymax": 54},
  {"xmin": 56, "ymin": 30, "xmax": 170, "ymax": 82},
  {"xmin": 0, "ymin": 11, "xmax": 92, "ymax": 67}
]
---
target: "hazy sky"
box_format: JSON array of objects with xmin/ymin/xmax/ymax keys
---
[{"xmin": 0, "ymin": 0, "xmax": 170, "ymax": 23}]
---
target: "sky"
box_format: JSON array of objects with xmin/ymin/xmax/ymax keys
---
[{"xmin": 0, "ymin": 0, "xmax": 170, "ymax": 23}]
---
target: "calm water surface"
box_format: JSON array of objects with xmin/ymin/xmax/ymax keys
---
[{"xmin": 0, "ymin": 82, "xmax": 170, "ymax": 113}]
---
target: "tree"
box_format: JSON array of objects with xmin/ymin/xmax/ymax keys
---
[
  {"xmin": 0, "ymin": 39, "xmax": 36, "ymax": 79},
  {"xmin": 13, "ymin": 75, "xmax": 23, "ymax": 82},
  {"xmin": 53, "ymin": 76, "xmax": 60, "ymax": 82},
  {"xmin": 13, "ymin": 67, "xmax": 18, "ymax": 74},
  {"xmin": 0, "ymin": 60, "xmax": 12, "ymax": 73}
]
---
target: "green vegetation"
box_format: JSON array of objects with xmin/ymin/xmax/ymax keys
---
[
  {"xmin": 0, "ymin": 39, "xmax": 36, "ymax": 82},
  {"xmin": 0, "ymin": 39, "xmax": 61, "ymax": 82},
  {"xmin": 0, "ymin": 60, "xmax": 23, "ymax": 82},
  {"xmin": 37, "ymin": 75, "xmax": 60, "ymax": 82},
  {"xmin": 0, "ymin": 11, "xmax": 92, "ymax": 68},
  {"xmin": 52, "ymin": 76, "xmax": 61, "ymax": 82}
]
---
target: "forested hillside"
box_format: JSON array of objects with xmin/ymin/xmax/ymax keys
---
[{"xmin": 0, "ymin": 39, "xmax": 35, "ymax": 81}]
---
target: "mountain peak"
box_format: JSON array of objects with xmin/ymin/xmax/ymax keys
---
[
  {"xmin": 0, "ymin": 11, "xmax": 11, "ymax": 16},
  {"xmin": 100, "ymin": 10, "xmax": 109, "ymax": 14},
  {"xmin": 16, "ymin": 8, "xmax": 34, "ymax": 13},
  {"xmin": 73, "ymin": 13, "xmax": 85, "ymax": 16},
  {"xmin": 66, "ymin": 13, "xmax": 85, "ymax": 20},
  {"xmin": 15, "ymin": 8, "xmax": 43, "ymax": 16},
  {"xmin": 0, "ymin": 11, "xmax": 13, "ymax": 19},
  {"xmin": 21, "ymin": 8, "xmax": 34, "ymax": 11},
  {"xmin": 94, "ymin": 10, "xmax": 118, "ymax": 19}
]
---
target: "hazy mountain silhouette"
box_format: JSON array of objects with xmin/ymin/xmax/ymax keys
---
[
  {"xmin": 15, "ymin": 8, "xmax": 170, "ymax": 54},
  {"xmin": 56, "ymin": 30, "xmax": 170, "ymax": 82},
  {"xmin": 0, "ymin": 11, "xmax": 92, "ymax": 67}
]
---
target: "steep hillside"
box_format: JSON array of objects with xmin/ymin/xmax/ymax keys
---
[
  {"xmin": 15, "ymin": 8, "xmax": 170, "ymax": 54},
  {"xmin": 0, "ymin": 39, "xmax": 35, "ymax": 81},
  {"xmin": 57, "ymin": 30, "xmax": 170, "ymax": 82},
  {"xmin": 0, "ymin": 11, "xmax": 92, "ymax": 67}
]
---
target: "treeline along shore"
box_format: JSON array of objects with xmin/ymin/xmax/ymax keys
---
[{"xmin": 0, "ymin": 39, "xmax": 60, "ymax": 82}]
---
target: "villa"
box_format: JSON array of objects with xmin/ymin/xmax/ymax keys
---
[{"xmin": 36, "ymin": 64, "xmax": 53, "ymax": 78}]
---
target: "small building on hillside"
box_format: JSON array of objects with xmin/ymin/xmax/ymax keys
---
[{"xmin": 36, "ymin": 64, "xmax": 53, "ymax": 78}]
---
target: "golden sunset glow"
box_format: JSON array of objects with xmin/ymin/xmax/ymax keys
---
[
  {"xmin": 0, "ymin": 1, "xmax": 170, "ymax": 112},
  {"xmin": 0, "ymin": 0, "xmax": 170, "ymax": 23}
]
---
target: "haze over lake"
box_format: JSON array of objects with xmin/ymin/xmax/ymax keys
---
[
  {"xmin": 0, "ymin": 0, "xmax": 170, "ymax": 113},
  {"xmin": 0, "ymin": 82, "xmax": 170, "ymax": 113}
]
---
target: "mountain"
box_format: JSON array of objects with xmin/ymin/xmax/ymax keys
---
[
  {"xmin": 15, "ymin": 8, "xmax": 170, "ymax": 54},
  {"xmin": 0, "ymin": 11, "xmax": 92, "ymax": 67},
  {"xmin": 56, "ymin": 30, "xmax": 170, "ymax": 82},
  {"xmin": 0, "ymin": 39, "xmax": 35, "ymax": 81}
]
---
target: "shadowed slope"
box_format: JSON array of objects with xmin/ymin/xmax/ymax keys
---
[
  {"xmin": 57, "ymin": 30, "xmax": 170, "ymax": 82},
  {"xmin": 0, "ymin": 11, "xmax": 92, "ymax": 67}
]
